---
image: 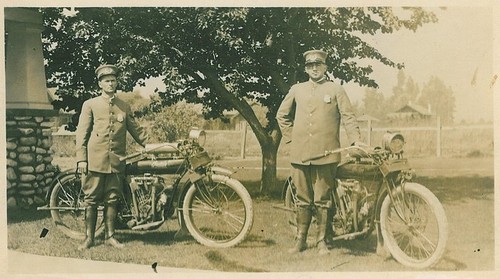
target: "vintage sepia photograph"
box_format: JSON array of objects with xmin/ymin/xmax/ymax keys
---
[{"xmin": 1, "ymin": 1, "xmax": 498, "ymax": 278}]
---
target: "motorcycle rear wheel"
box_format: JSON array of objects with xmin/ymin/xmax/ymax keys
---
[
  {"xmin": 49, "ymin": 174, "xmax": 104, "ymax": 240},
  {"xmin": 380, "ymin": 182, "xmax": 448, "ymax": 269},
  {"xmin": 182, "ymin": 174, "xmax": 253, "ymax": 248}
]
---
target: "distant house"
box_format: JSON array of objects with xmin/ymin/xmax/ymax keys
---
[{"xmin": 387, "ymin": 102, "xmax": 434, "ymax": 121}]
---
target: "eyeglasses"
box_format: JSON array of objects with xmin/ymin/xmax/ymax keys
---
[{"xmin": 305, "ymin": 62, "xmax": 325, "ymax": 68}]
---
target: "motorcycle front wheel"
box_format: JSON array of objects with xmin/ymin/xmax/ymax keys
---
[
  {"xmin": 182, "ymin": 174, "xmax": 253, "ymax": 248},
  {"xmin": 380, "ymin": 182, "xmax": 448, "ymax": 269},
  {"xmin": 49, "ymin": 174, "xmax": 104, "ymax": 240}
]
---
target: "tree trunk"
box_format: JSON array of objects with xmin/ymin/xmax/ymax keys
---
[
  {"xmin": 259, "ymin": 129, "xmax": 281, "ymax": 196},
  {"xmin": 200, "ymin": 70, "xmax": 284, "ymax": 196}
]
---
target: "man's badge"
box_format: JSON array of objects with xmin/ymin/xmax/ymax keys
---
[{"xmin": 323, "ymin": 94, "xmax": 331, "ymax": 103}]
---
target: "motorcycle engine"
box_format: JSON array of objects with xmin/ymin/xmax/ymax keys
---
[
  {"xmin": 334, "ymin": 178, "xmax": 374, "ymax": 235},
  {"xmin": 129, "ymin": 174, "xmax": 169, "ymax": 224}
]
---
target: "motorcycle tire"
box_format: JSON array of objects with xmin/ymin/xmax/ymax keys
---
[
  {"xmin": 380, "ymin": 182, "xmax": 448, "ymax": 269},
  {"xmin": 49, "ymin": 174, "xmax": 104, "ymax": 240},
  {"xmin": 182, "ymin": 174, "xmax": 253, "ymax": 248}
]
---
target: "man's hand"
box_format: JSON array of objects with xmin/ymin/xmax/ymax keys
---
[{"xmin": 77, "ymin": 161, "xmax": 88, "ymax": 175}]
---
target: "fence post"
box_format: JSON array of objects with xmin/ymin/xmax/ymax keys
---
[
  {"xmin": 240, "ymin": 121, "xmax": 247, "ymax": 159},
  {"xmin": 436, "ymin": 117, "xmax": 441, "ymax": 157},
  {"xmin": 367, "ymin": 120, "xmax": 372, "ymax": 146}
]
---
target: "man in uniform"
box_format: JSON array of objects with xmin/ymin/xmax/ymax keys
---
[
  {"xmin": 76, "ymin": 64, "xmax": 149, "ymax": 250},
  {"xmin": 276, "ymin": 50, "xmax": 362, "ymax": 254}
]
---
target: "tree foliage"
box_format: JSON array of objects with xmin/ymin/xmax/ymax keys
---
[
  {"xmin": 361, "ymin": 87, "xmax": 387, "ymax": 120},
  {"xmin": 142, "ymin": 101, "xmax": 202, "ymax": 143},
  {"xmin": 40, "ymin": 7, "xmax": 437, "ymax": 193},
  {"xmin": 419, "ymin": 76, "xmax": 455, "ymax": 124},
  {"xmin": 388, "ymin": 70, "xmax": 420, "ymax": 112}
]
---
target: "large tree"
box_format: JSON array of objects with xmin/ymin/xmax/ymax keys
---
[
  {"xmin": 418, "ymin": 76, "xmax": 456, "ymax": 124},
  {"xmin": 360, "ymin": 87, "xmax": 388, "ymax": 120},
  {"xmin": 41, "ymin": 7, "xmax": 437, "ymax": 194},
  {"xmin": 388, "ymin": 70, "xmax": 421, "ymax": 112}
]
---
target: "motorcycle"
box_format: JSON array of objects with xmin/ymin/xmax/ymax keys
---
[
  {"xmin": 38, "ymin": 129, "xmax": 254, "ymax": 248},
  {"xmin": 280, "ymin": 131, "xmax": 448, "ymax": 269}
]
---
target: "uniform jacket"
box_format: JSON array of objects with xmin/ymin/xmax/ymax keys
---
[
  {"xmin": 276, "ymin": 79, "xmax": 361, "ymax": 165},
  {"xmin": 76, "ymin": 93, "xmax": 148, "ymax": 173}
]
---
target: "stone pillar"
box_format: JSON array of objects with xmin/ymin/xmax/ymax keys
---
[
  {"xmin": 5, "ymin": 8, "xmax": 59, "ymax": 208},
  {"xmin": 6, "ymin": 116, "xmax": 58, "ymax": 208}
]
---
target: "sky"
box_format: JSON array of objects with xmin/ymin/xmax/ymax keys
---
[{"xmin": 342, "ymin": 5, "xmax": 495, "ymax": 123}]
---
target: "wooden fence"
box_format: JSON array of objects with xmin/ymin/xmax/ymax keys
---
[
  {"xmin": 202, "ymin": 118, "xmax": 493, "ymax": 159},
  {"xmin": 51, "ymin": 119, "xmax": 493, "ymax": 159}
]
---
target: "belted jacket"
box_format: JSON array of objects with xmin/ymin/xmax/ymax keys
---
[
  {"xmin": 76, "ymin": 93, "xmax": 148, "ymax": 173},
  {"xmin": 276, "ymin": 79, "xmax": 361, "ymax": 165}
]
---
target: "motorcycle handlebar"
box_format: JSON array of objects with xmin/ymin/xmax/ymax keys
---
[
  {"xmin": 302, "ymin": 145, "xmax": 380, "ymax": 163},
  {"xmin": 119, "ymin": 142, "xmax": 180, "ymax": 162},
  {"xmin": 302, "ymin": 147, "xmax": 345, "ymax": 163}
]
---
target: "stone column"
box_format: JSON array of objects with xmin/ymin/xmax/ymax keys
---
[
  {"xmin": 5, "ymin": 8, "xmax": 59, "ymax": 209},
  {"xmin": 6, "ymin": 115, "xmax": 58, "ymax": 208}
]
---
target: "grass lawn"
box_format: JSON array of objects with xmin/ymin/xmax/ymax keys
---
[{"xmin": 6, "ymin": 156, "xmax": 495, "ymax": 272}]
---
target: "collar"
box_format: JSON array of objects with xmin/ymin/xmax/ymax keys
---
[
  {"xmin": 100, "ymin": 92, "xmax": 116, "ymax": 101},
  {"xmin": 309, "ymin": 76, "xmax": 327, "ymax": 84}
]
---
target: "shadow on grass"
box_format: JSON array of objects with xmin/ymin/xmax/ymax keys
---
[
  {"xmin": 243, "ymin": 179, "xmax": 286, "ymax": 200},
  {"xmin": 117, "ymin": 229, "xmax": 181, "ymax": 246},
  {"xmin": 7, "ymin": 207, "xmax": 51, "ymax": 224},
  {"xmin": 204, "ymin": 250, "xmax": 269, "ymax": 272},
  {"xmin": 330, "ymin": 234, "xmax": 378, "ymax": 257},
  {"xmin": 237, "ymin": 234, "xmax": 277, "ymax": 248},
  {"xmin": 416, "ymin": 176, "xmax": 493, "ymax": 203}
]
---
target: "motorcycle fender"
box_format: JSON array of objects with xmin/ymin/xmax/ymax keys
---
[
  {"xmin": 176, "ymin": 167, "xmax": 232, "ymax": 203},
  {"xmin": 380, "ymin": 159, "xmax": 411, "ymax": 177},
  {"xmin": 173, "ymin": 172, "xmax": 200, "ymax": 229},
  {"xmin": 44, "ymin": 169, "xmax": 77, "ymax": 203},
  {"xmin": 210, "ymin": 166, "xmax": 233, "ymax": 176},
  {"xmin": 374, "ymin": 186, "xmax": 388, "ymax": 222},
  {"xmin": 176, "ymin": 171, "xmax": 205, "ymax": 205}
]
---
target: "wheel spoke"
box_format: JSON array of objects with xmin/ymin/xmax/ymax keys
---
[
  {"xmin": 387, "ymin": 215, "xmax": 409, "ymax": 231},
  {"xmin": 381, "ymin": 184, "xmax": 446, "ymax": 267},
  {"xmin": 183, "ymin": 176, "xmax": 251, "ymax": 246},
  {"xmin": 412, "ymin": 228, "xmax": 438, "ymax": 250},
  {"xmin": 223, "ymin": 211, "xmax": 245, "ymax": 225}
]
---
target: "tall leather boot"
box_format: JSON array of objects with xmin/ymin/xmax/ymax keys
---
[
  {"xmin": 78, "ymin": 206, "xmax": 97, "ymax": 250},
  {"xmin": 288, "ymin": 207, "xmax": 312, "ymax": 253},
  {"xmin": 316, "ymin": 207, "xmax": 330, "ymax": 255},
  {"xmin": 324, "ymin": 207, "xmax": 335, "ymax": 246},
  {"xmin": 104, "ymin": 205, "xmax": 125, "ymax": 248}
]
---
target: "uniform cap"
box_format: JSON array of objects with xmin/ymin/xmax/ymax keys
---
[
  {"xmin": 303, "ymin": 50, "xmax": 328, "ymax": 64},
  {"xmin": 95, "ymin": 64, "xmax": 119, "ymax": 80}
]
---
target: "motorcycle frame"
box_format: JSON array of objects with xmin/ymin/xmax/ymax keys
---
[
  {"xmin": 282, "ymin": 156, "xmax": 414, "ymax": 241},
  {"xmin": 39, "ymin": 154, "xmax": 235, "ymax": 228}
]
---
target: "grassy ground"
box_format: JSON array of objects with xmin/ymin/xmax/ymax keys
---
[{"xmin": 7, "ymin": 156, "xmax": 495, "ymax": 272}]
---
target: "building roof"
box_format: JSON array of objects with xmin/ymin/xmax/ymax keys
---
[{"xmin": 395, "ymin": 103, "xmax": 433, "ymax": 116}]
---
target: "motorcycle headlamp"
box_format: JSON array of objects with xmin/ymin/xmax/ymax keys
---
[
  {"xmin": 189, "ymin": 128, "xmax": 206, "ymax": 146},
  {"xmin": 382, "ymin": 131, "xmax": 405, "ymax": 154}
]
